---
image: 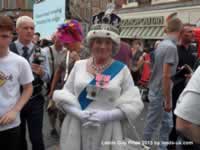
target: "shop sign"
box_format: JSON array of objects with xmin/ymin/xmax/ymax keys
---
[{"xmin": 122, "ymin": 16, "xmax": 165, "ymax": 26}]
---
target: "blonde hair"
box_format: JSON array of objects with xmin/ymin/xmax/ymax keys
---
[
  {"xmin": 16, "ymin": 16, "xmax": 34, "ymax": 28},
  {"xmin": 165, "ymin": 18, "xmax": 183, "ymax": 33}
]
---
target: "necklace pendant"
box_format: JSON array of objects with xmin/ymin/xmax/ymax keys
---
[
  {"xmin": 91, "ymin": 58, "xmax": 112, "ymax": 74},
  {"xmin": 91, "ymin": 91, "xmax": 96, "ymax": 97}
]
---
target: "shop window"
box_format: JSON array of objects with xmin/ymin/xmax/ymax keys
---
[
  {"xmin": 0, "ymin": 1, "xmax": 2, "ymax": 9},
  {"xmin": 4, "ymin": 0, "xmax": 8, "ymax": 9},
  {"xmin": 8, "ymin": 0, "xmax": 16, "ymax": 9}
]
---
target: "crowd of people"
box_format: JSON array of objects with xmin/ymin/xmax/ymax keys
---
[{"xmin": 0, "ymin": 3, "xmax": 200, "ymax": 150}]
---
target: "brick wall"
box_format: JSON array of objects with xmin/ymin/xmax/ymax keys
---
[
  {"xmin": 0, "ymin": 0, "xmax": 32, "ymax": 17},
  {"xmin": 70, "ymin": 0, "xmax": 111, "ymax": 22}
]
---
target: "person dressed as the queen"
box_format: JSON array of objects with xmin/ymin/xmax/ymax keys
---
[{"xmin": 53, "ymin": 11, "xmax": 144, "ymax": 150}]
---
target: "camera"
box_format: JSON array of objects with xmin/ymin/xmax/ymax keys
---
[{"xmin": 32, "ymin": 47, "xmax": 45, "ymax": 65}]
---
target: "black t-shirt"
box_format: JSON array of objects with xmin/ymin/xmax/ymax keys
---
[
  {"xmin": 177, "ymin": 45, "xmax": 196, "ymax": 69},
  {"xmin": 172, "ymin": 44, "xmax": 197, "ymax": 99}
]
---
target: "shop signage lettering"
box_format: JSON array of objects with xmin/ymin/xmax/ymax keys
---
[{"xmin": 122, "ymin": 16, "xmax": 164, "ymax": 26}]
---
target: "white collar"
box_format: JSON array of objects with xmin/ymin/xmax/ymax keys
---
[{"xmin": 15, "ymin": 40, "xmax": 34, "ymax": 51}]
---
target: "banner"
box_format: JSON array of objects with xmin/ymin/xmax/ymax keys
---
[{"xmin": 33, "ymin": 0, "xmax": 66, "ymax": 38}]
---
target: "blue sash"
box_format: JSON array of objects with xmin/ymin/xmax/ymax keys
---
[{"xmin": 78, "ymin": 61, "xmax": 125, "ymax": 110}]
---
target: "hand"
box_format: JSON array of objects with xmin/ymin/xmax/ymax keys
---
[
  {"xmin": 185, "ymin": 73, "xmax": 192, "ymax": 83},
  {"xmin": 164, "ymin": 100, "xmax": 172, "ymax": 112},
  {"xmin": 82, "ymin": 121, "xmax": 101, "ymax": 128},
  {"xmin": 88, "ymin": 110, "xmax": 111, "ymax": 124},
  {"xmin": 84, "ymin": 109, "xmax": 124, "ymax": 125},
  {"xmin": 31, "ymin": 64, "xmax": 44, "ymax": 77},
  {"xmin": 48, "ymin": 90, "xmax": 53, "ymax": 99},
  {"xmin": 184, "ymin": 73, "xmax": 192, "ymax": 79},
  {"xmin": 76, "ymin": 110, "xmax": 92, "ymax": 122},
  {"xmin": 47, "ymin": 100, "xmax": 57, "ymax": 112},
  {"xmin": 0, "ymin": 110, "xmax": 18, "ymax": 125}
]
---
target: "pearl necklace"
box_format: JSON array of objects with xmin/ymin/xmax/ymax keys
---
[{"xmin": 91, "ymin": 58, "xmax": 112, "ymax": 74}]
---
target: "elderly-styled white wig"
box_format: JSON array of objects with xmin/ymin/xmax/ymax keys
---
[{"xmin": 16, "ymin": 16, "xmax": 34, "ymax": 28}]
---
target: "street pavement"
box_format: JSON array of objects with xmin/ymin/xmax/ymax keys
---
[
  {"xmin": 27, "ymin": 102, "xmax": 60, "ymax": 150},
  {"xmin": 43, "ymin": 107, "xmax": 60, "ymax": 150},
  {"xmin": 28, "ymin": 101, "xmax": 150, "ymax": 150}
]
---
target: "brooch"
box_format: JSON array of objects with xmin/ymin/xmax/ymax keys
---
[{"xmin": 95, "ymin": 74, "xmax": 111, "ymax": 88}]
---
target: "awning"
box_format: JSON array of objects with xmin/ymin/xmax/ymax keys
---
[{"xmin": 120, "ymin": 26, "xmax": 165, "ymax": 39}]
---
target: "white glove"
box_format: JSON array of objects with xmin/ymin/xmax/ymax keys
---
[
  {"xmin": 62, "ymin": 104, "xmax": 91, "ymax": 122},
  {"xmin": 82, "ymin": 121, "xmax": 101, "ymax": 128},
  {"xmin": 88, "ymin": 109, "xmax": 124, "ymax": 124}
]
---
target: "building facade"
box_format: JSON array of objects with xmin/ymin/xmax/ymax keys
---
[
  {"xmin": 116, "ymin": 0, "xmax": 200, "ymax": 47},
  {"xmin": 116, "ymin": 0, "xmax": 200, "ymax": 43},
  {"xmin": 0, "ymin": 0, "xmax": 33, "ymax": 18},
  {"xmin": 68, "ymin": 0, "xmax": 200, "ymax": 44},
  {"xmin": 70, "ymin": 0, "xmax": 112, "ymax": 23},
  {"xmin": 69, "ymin": 0, "xmax": 112, "ymax": 36}
]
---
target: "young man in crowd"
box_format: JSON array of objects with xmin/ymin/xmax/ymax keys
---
[
  {"xmin": 0, "ymin": 16, "xmax": 33, "ymax": 150},
  {"xmin": 10, "ymin": 16, "xmax": 50, "ymax": 150},
  {"xmin": 43, "ymin": 32, "xmax": 66, "ymax": 138},
  {"xmin": 143, "ymin": 17, "xmax": 183, "ymax": 150}
]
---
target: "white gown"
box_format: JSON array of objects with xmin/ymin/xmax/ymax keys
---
[{"xmin": 53, "ymin": 59, "xmax": 144, "ymax": 150}]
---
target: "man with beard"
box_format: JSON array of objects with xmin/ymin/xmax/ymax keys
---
[{"xmin": 168, "ymin": 24, "xmax": 197, "ymax": 149}]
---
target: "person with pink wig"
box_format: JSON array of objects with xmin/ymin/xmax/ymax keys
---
[
  {"xmin": 49, "ymin": 19, "xmax": 89, "ymax": 96},
  {"xmin": 48, "ymin": 20, "xmax": 89, "ymax": 131}
]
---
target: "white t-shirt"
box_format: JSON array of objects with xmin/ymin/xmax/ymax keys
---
[
  {"xmin": 0, "ymin": 50, "xmax": 34, "ymax": 131},
  {"xmin": 174, "ymin": 66, "xmax": 200, "ymax": 125}
]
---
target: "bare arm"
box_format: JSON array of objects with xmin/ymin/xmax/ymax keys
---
[
  {"xmin": 0, "ymin": 83, "xmax": 33, "ymax": 125},
  {"xmin": 136, "ymin": 55, "xmax": 144, "ymax": 71},
  {"xmin": 163, "ymin": 63, "xmax": 172, "ymax": 112},
  {"xmin": 176, "ymin": 117, "xmax": 200, "ymax": 144},
  {"xmin": 48, "ymin": 66, "xmax": 62, "ymax": 98},
  {"xmin": 13, "ymin": 83, "xmax": 33, "ymax": 112},
  {"xmin": 127, "ymin": 56, "xmax": 132, "ymax": 70}
]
